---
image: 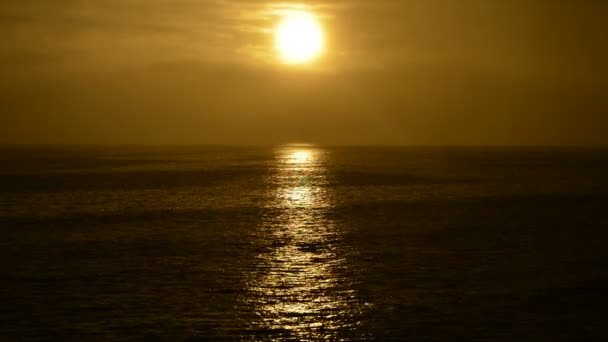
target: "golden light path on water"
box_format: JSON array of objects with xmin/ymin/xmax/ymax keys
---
[{"xmin": 243, "ymin": 145, "xmax": 365, "ymax": 340}]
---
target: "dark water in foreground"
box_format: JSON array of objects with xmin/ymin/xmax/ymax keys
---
[{"xmin": 1, "ymin": 145, "xmax": 608, "ymax": 341}]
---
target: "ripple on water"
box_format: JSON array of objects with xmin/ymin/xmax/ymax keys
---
[{"xmin": 242, "ymin": 146, "xmax": 367, "ymax": 339}]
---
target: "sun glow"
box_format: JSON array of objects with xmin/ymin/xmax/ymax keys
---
[
  {"xmin": 275, "ymin": 11, "xmax": 324, "ymax": 64},
  {"xmin": 288, "ymin": 150, "xmax": 313, "ymax": 164}
]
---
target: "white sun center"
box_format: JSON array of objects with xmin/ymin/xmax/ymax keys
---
[{"xmin": 275, "ymin": 11, "xmax": 324, "ymax": 64}]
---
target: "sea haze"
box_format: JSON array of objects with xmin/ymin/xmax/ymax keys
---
[{"xmin": 1, "ymin": 145, "xmax": 608, "ymax": 340}]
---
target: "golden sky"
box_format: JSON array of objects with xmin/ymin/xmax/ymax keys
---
[{"xmin": 0, "ymin": 0, "xmax": 606, "ymax": 144}]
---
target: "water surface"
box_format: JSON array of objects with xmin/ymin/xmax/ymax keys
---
[{"xmin": 1, "ymin": 145, "xmax": 608, "ymax": 340}]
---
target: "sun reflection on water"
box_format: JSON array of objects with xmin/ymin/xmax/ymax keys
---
[
  {"xmin": 287, "ymin": 150, "xmax": 315, "ymax": 165},
  {"xmin": 243, "ymin": 146, "xmax": 364, "ymax": 339}
]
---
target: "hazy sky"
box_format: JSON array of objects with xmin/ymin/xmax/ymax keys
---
[{"xmin": 1, "ymin": 0, "xmax": 606, "ymax": 145}]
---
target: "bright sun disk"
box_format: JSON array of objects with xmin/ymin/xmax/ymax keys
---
[{"xmin": 275, "ymin": 11, "xmax": 324, "ymax": 64}]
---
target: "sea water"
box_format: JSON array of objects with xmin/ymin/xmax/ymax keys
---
[{"xmin": 1, "ymin": 145, "xmax": 608, "ymax": 340}]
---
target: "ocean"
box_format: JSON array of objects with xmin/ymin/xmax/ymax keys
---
[{"xmin": 1, "ymin": 145, "xmax": 607, "ymax": 341}]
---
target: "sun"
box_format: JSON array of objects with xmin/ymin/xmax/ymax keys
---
[{"xmin": 275, "ymin": 11, "xmax": 324, "ymax": 64}]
